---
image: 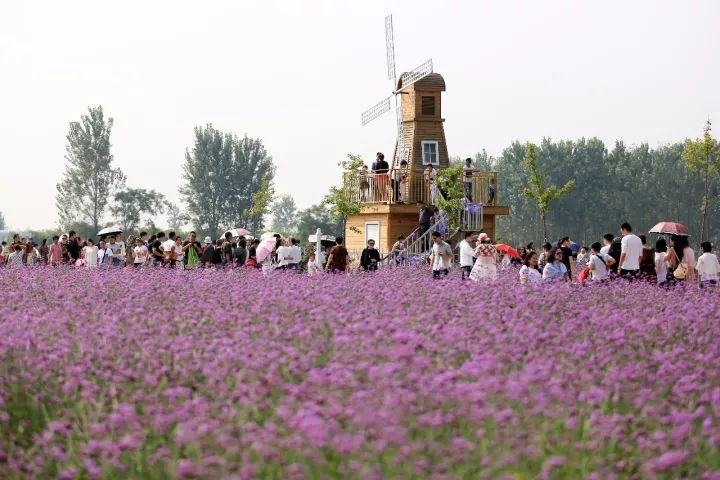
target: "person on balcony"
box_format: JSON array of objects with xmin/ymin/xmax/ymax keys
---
[
  {"xmin": 487, "ymin": 178, "xmax": 496, "ymax": 205},
  {"xmin": 424, "ymin": 164, "xmax": 439, "ymax": 205},
  {"xmin": 391, "ymin": 160, "xmax": 408, "ymax": 203},
  {"xmin": 463, "ymin": 158, "xmax": 474, "ymax": 202},
  {"xmin": 359, "ymin": 165, "xmax": 370, "ymax": 202},
  {"xmin": 372, "ymin": 152, "xmax": 390, "ymax": 202}
]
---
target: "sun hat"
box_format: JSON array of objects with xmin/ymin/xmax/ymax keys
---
[
  {"xmin": 204, "ymin": 236, "xmax": 212, "ymax": 244},
  {"xmin": 478, "ymin": 233, "xmax": 490, "ymax": 242}
]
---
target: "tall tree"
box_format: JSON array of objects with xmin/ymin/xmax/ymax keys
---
[
  {"xmin": 522, "ymin": 143, "xmax": 575, "ymax": 242},
  {"xmin": 271, "ymin": 194, "xmax": 298, "ymax": 234},
  {"xmin": 56, "ymin": 106, "xmax": 126, "ymax": 233},
  {"xmin": 179, "ymin": 125, "xmax": 275, "ymax": 238},
  {"xmin": 110, "ymin": 188, "xmax": 166, "ymax": 234},
  {"xmin": 246, "ymin": 177, "xmax": 274, "ymax": 235},
  {"xmin": 682, "ymin": 119, "xmax": 719, "ymax": 244},
  {"xmin": 165, "ymin": 202, "xmax": 190, "ymax": 231},
  {"xmin": 295, "ymin": 204, "xmax": 344, "ymax": 248},
  {"xmin": 323, "ymin": 153, "xmax": 364, "ymax": 233}
]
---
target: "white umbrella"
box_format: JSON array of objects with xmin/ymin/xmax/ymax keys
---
[
  {"xmin": 261, "ymin": 231, "xmax": 281, "ymax": 240},
  {"xmin": 224, "ymin": 227, "xmax": 252, "ymax": 238},
  {"xmin": 315, "ymin": 228, "xmax": 322, "ymax": 269},
  {"xmin": 97, "ymin": 226, "xmax": 123, "ymax": 237}
]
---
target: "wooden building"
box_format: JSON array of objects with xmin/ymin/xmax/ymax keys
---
[{"xmin": 345, "ymin": 72, "xmax": 509, "ymax": 253}]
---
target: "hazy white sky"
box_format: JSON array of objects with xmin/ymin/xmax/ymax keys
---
[{"xmin": 1, "ymin": 0, "xmax": 719, "ymax": 230}]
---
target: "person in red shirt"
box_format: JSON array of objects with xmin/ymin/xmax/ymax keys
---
[
  {"xmin": 325, "ymin": 237, "xmax": 349, "ymax": 273},
  {"xmin": 48, "ymin": 236, "xmax": 63, "ymax": 266}
]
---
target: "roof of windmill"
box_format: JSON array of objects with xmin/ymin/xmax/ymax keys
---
[{"xmin": 396, "ymin": 72, "xmax": 446, "ymax": 92}]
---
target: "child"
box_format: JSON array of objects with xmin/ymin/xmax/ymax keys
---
[{"xmin": 307, "ymin": 253, "xmax": 321, "ymax": 275}]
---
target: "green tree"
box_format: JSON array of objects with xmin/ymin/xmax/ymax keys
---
[
  {"xmin": 295, "ymin": 204, "xmax": 343, "ymax": 247},
  {"xmin": 271, "ymin": 194, "xmax": 298, "ymax": 235},
  {"xmin": 56, "ymin": 106, "xmax": 126, "ymax": 233},
  {"xmin": 522, "ymin": 143, "xmax": 575, "ymax": 242},
  {"xmin": 682, "ymin": 120, "xmax": 719, "ymax": 244},
  {"xmin": 436, "ymin": 164, "xmax": 465, "ymax": 231},
  {"xmin": 165, "ymin": 202, "xmax": 190, "ymax": 231},
  {"xmin": 110, "ymin": 188, "xmax": 166, "ymax": 235},
  {"xmin": 179, "ymin": 125, "xmax": 275, "ymax": 238},
  {"xmin": 322, "ymin": 153, "xmax": 364, "ymax": 233},
  {"xmin": 246, "ymin": 177, "xmax": 274, "ymax": 235}
]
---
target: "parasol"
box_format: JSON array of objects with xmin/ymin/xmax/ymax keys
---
[
  {"xmin": 224, "ymin": 227, "xmax": 252, "ymax": 238},
  {"xmin": 255, "ymin": 238, "xmax": 277, "ymax": 263},
  {"xmin": 649, "ymin": 222, "xmax": 689, "ymax": 236},
  {"xmin": 97, "ymin": 226, "xmax": 123, "ymax": 237},
  {"xmin": 494, "ymin": 243, "xmax": 521, "ymax": 259}
]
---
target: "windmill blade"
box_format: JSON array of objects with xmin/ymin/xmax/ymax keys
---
[
  {"xmin": 385, "ymin": 14, "xmax": 396, "ymax": 82},
  {"xmin": 361, "ymin": 96, "xmax": 392, "ymax": 125},
  {"xmin": 395, "ymin": 59, "xmax": 433, "ymax": 92}
]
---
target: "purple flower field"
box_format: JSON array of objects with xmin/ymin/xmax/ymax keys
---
[{"xmin": 1, "ymin": 267, "xmax": 719, "ymax": 479}]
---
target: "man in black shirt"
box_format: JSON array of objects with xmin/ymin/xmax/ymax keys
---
[
  {"xmin": 418, "ymin": 202, "xmax": 435, "ymax": 251},
  {"xmin": 558, "ymin": 236, "xmax": 573, "ymax": 281},
  {"xmin": 66, "ymin": 230, "xmax": 80, "ymax": 262},
  {"xmin": 222, "ymin": 232, "xmax": 234, "ymax": 265},
  {"xmin": 151, "ymin": 232, "xmax": 166, "ymax": 266},
  {"xmin": 360, "ymin": 239, "xmax": 381, "ymax": 271}
]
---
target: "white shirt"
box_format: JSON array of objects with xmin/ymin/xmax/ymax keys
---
[
  {"xmin": 542, "ymin": 262, "xmax": 567, "ymax": 282},
  {"xmin": 589, "ymin": 252, "xmax": 613, "ymax": 281},
  {"xmin": 83, "ymin": 246, "xmax": 99, "ymax": 266},
  {"xmin": 431, "ymin": 241, "xmax": 453, "ymax": 270},
  {"xmin": 289, "ymin": 245, "xmax": 302, "ymax": 264},
  {"xmin": 655, "ymin": 251, "xmax": 668, "ymax": 284},
  {"xmin": 276, "ymin": 245, "xmax": 291, "ymax": 267},
  {"xmin": 162, "ymin": 239, "xmax": 176, "ymax": 253},
  {"xmin": 134, "ymin": 245, "xmax": 148, "ymax": 264},
  {"xmin": 462, "ymin": 164, "xmax": 473, "ymax": 183},
  {"xmin": 620, "ymin": 234, "xmax": 642, "ymax": 270},
  {"xmin": 696, "ymin": 252, "xmax": 720, "ymax": 282},
  {"xmin": 307, "ymin": 259, "xmax": 321, "ymax": 274},
  {"xmin": 519, "ymin": 265, "xmax": 542, "ymax": 284},
  {"xmin": 600, "ymin": 245, "xmax": 611, "ymax": 256},
  {"xmin": 459, "ymin": 240, "xmax": 475, "ymax": 267}
]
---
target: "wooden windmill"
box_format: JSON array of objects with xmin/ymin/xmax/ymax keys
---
[{"xmin": 361, "ymin": 15, "xmax": 444, "ymax": 170}]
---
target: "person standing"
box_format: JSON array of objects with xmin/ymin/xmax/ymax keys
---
[
  {"xmin": 8, "ymin": 245, "xmax": 24, "ymax": 268},
  {"xmin": 575, "ymin": 247, "xmax": 589, "ymax": 273},
  {"xmin": 212, "ymin": 239, "xmax": 224, "ymax": 268},
  {"xmin": 600, "ymin": 234, "xmax": 614, "ymax": 256},
  {"xmin": 696, "ymin": 241, "xmax": 720, "ymax": 289},
  {"xmin": 429, "ymin": 231, "xmax": 453, "ymax": 279},
  {"xmin": 38, "ymin": 239, "xmax": 49, "ymax": 265},
  {"xmin": 200, "ymin": 236, "xmax": 215, "ymax": 268},
  {"xmin": 424, "ymin": 164, "xmax": 440, "ymax": 205},
  {"xmin": 463, "ymin": 158, "xmax": 474, "ymax": 201},
  {"xmin": 97, "ymin": 240, "xmax": 107, "ymax": 266},
  {"xmin": 372, "ymin": 152, "xmax": 390, "ymax": 202},
  {"xmin": 276, "ymin": 239, "xmax": 292, "ymax": 270},
  {"xmin": 83, "ymin": 239, "xmax": 99, "ymax": 268},
  {"xmin": 542, "ymin": 248, "xmax": 569, "ymax": 282},
  {"xmin": 360, "ymin": 239, "xmax": 381, "ymax": 271},
  {"xmin": 391, "ymin": 235, "xmax": 406, "ymax": 266},
  {"xmin": 66, "ymin": 231, "xmax": 80, "ymax": 264},
  {"xmin": 458, "ymin": 232, "xmax": 475, "ymax": 280},
  {"xmin": 107, "ymin": 235, "xmax": 124, "ymax": 267},
  {"xmin": 150, "ymin": 232, "xmax": 166, "ymax": 267},
  {"xmin": 221, "ymin": 232, "xmax": 235, "ymax": 266},
  {"xmin": 487, "ymin": 178, "xmax": 496, "ymax": 205},
  {"xmin": 246, "ymin": 239, "xmax": 260, "ymax": 269},
  {"xmin": 557, "ymin": 237, "xmax": 574, "ymax": 281},
  {"xmin": 133, "ymin": 237, "xmax": 148, "ymax": 268},
  {"xmin": 182, "ymin": 232, "xmax": 203, "ymax": 269},
  {"xmin": 588, "ymin": 242, "xmax": 615, "ymax": 283},
  {"xmin": 469, "ymin": 232, "xmax": 497, "ymax": 282},
  {"xmin": 125, "ymin": 235, "xmax": 136, "ymax": 266},
  {"xmin": 654, "ymin": 238, "xmax": 670, "ymax": 286},
  {"xmin": 325, "ymin": 237, "xmax": 349, "ymax": 273},
  {"xmin": 418, "ymin": 202, "xmax": 435, "ymax": 251},
  {"xmin": 289, "ymin": 238, "xmax": 302, "ymax": 271},
  {"xmin": 519, "ymin": 251, "xmax": 542, "ymax": 284},
  {"xmin": 638, "ymin": 234, "xmax": 656, "ymax": 281},
  {"xmin": 537, "ymin": 242, "xmax": 552, "ymax": 273},
  {"xmin": 619, "ymin": 222, "xmax": 642, "ymax": 278}
]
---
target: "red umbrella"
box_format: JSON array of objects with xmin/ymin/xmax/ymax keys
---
[
  {"xmin": 494, "ymin": 243, "xmax": 521, "ymax": 259},
  {"xmin": 649, "ymin": 222, "xmax": 689, "ymax": 236}
]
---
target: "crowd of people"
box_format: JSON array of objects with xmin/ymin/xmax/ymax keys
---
[{"xmin": 3, "ymin": 221, "xmax": 719, "ymax": 290}]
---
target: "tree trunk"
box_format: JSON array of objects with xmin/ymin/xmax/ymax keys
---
[
  {"xmin": 542, "ymin": 214, "xmax": 548, "ymax": 243},
  {"xmin": 700, "ymin": 166, "xmax": 710, "ymax": 243}
]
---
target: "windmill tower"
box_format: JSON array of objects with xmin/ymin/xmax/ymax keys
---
[{"xmin": 361, "ymin": 15, "xmax": 449, "ymax": 171}]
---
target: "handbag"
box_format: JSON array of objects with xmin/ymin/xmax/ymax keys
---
[
  {"xmin": 673, "ymin": 261, "xmax": 688, "ymax": 280},
  {"xmin": 187, "ymin": 245, "xmax": 199, "ymax": 268}
]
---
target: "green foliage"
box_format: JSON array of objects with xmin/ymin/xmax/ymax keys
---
[
  {"xmin": 55, "ymin": 106, "xmax": 126, "ymax": 233},
  {"xmin": 682, "ymin": 120, "xmax": 719, "ymax": 243},
  {"xmin": 110, "ymin": 188, "xmax": 165, "ymax": 235},
  {"xmin": 322, "ymin": 153, "xmax": 364, "ymax": 222},
  {"xmin": 247, "ymin": 177, "xmax": 274, "ymax": 235},
  {"xmin": 295, "ymin": 204, "xmax": 343, "ymax": 246},
  {"xmin": 521, "ymin": 143, "xmax": 575, "ymax": 241},
  {"xmin": 165, "ymin": 202, "xmax": 190, "ymax": 231},
  {"xmin": 436, "ymin": 164, "xmax": 465, "ymax": 230},
  {"xmin": 179, "ymin": 125, "xmax": 275, "ymax": 239},
  {"xmin": 271, "ymin": 194, "xmax": 298, "ymax": 235}
]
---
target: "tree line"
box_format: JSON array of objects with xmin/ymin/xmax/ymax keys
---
[{"xmin": 464, "ymin": 126, "xmax": 719, "ymax": 247}]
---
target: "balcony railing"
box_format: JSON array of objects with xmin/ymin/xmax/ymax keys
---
[{"xmin": 343, "ymin": 170, "xmax": 498, "ymax": 206}]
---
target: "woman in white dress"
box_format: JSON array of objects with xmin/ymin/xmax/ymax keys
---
[
  {"xmin": 470, "ymin": 233, "xmax": 498, "ymax": 282},
  {"xmin": 83, "ymin": 239, "xmax": 99, "ymax": 268}
]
